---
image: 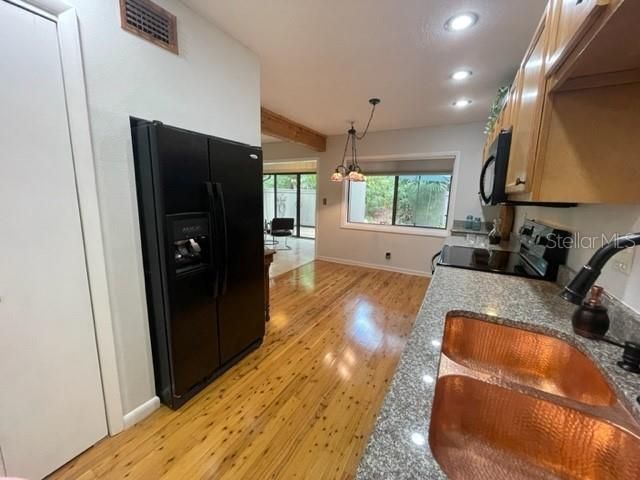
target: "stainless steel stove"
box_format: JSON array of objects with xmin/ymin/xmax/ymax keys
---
[{"xmin": 437, "ymin": 220, "xmax": 572, "ymax": 281}]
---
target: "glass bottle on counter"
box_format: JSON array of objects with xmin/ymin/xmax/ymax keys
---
[{"xmin": 488, "ymin": 218, "xmax": 502, "ymax": 245}]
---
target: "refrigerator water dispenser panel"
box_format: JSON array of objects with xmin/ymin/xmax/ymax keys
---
[{"xmin": 168, "ymin": 214, "xmax": 210, "ymax": 273}]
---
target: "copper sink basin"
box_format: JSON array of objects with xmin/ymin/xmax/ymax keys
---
[
  {"xmin": 441, "ymin": 314, "xmax": 616, "ymax": 406},
  {"xmin": 430, "ymin": 375, "xmax": 640, "ymax": 480},
  {"xmin": 429, "ymin": 313, "xmax": 640, "ymax": 480}
]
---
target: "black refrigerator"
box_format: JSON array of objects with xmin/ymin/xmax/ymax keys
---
[{"xmin": 131, "ymin": 119, "xmax": 265, "ymax": 409}]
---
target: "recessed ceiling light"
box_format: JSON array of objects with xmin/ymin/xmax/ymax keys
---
[
  {"xmin": 452, "ymin": 99, "xmax": 472, "ymax": 108},
  {"xmin": 445, "ymin": 12, "xmax": 479, "ymax": 31},
  {"xmin": 451, "ymin": 70, "xmax": 473, "ymax": 81}
]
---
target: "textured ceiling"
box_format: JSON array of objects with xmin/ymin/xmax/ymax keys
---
[{"xmin": 183, "ymin": 0, "xmax": 547, "ymax": 135}]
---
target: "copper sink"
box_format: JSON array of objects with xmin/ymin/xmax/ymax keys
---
[
  {"xmin": 429, "ymin": 313, "xmax": 640, "ymax": 480},
  {"xmin": 430, "ymin": 375, "xmax": 640, "ymax": 480},
  {"xmin": 441, "ymin": 314, "xmax": 615, "ymax": 406}
]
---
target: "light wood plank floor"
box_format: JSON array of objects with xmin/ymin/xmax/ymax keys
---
[
  {"xmin": 268, "ymin": 237, "xmax": 315, "ymax": 278},
  {"xmin": 49, "ymin": 261, "xmax": 429, "ymax": 480}
]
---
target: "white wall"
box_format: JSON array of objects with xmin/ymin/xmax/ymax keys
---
[
  {"xmin": 515, "ymin": 205, "xmax": 640, "ymax": 313},
  {"xmin": 318, "ymin": 123, "xmax": 484, "ymax": 274},
  {"xmin": 67, "ymin": 0, "xmax": 260, "ymax": 414},
  {"xmin": 265, "ymin": 122, "xmax": 486, "ymax": 275}
]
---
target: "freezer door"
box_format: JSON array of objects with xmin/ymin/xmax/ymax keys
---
[
  {"xmin": 152, "ymin": 123, "xmax": 210, "ymax": 214},
  {"xmin": 210, "ymin": 139, "xmax": 265, "ymax": 364}
]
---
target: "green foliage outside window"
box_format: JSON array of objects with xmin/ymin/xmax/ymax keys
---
[
  {"xmin": 300, "ymin": 174, "xmax": 316, "ymax": 190},
  {"xmin": 276, "ymin": 174, "xmax": 297, "ymax": 189},
  {"xmin": 350, "ymin": 174, "xmax": 451, "ymax": 229},
  {"xmin": 396, "ymin": 175, "xmax": 450, "ymax": 228},
  {"xmin": 263, "ymin": 175, "xmax": 275, "ymax": 188},
  {"xmin": 361, "ymin": 176, "xmax": 395, "ymax": 224}
]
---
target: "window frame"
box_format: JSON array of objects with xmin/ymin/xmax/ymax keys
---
[
  {"xmin": 263, "ymin": 172, "xmax": 317, "ymax": 239},
  {"xmin": 346, "ymin": 172, "xmax": 453, "ymax": 230},
  {"xmin": 392, "ymin": 173, "xmax": 453, "ymax": 229},
  {"xmin": 339, "ymin": 153, "xmax": 459, "ymax": 238}
]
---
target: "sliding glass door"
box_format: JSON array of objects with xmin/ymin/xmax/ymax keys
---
[
  {"xmin": 263, "ymin": 175, "xmax": 275, "ymax": 225},
  {"xmin": 299, "ymin": 174, "xmax": 316, "ymax": 238},
  {"xmin": 276, "ymin": 174, "xmax": 299, "ymax": 233},
  {"xmin": 263, "ymin": 172, "xmax": 316, "ymax": 239}
]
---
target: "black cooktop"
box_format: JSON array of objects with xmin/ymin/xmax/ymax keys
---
[
  {"xmin": 437, "ymin": 245, "xmax": 544, "ymax": 279},
  {"xmin": 436, "ymin": 219, "xmax": 572, "ymax": 281}
]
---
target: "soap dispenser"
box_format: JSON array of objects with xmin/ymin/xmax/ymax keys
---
[{"xmin": 571, "ymin": 285, "xmax": 610, "ymax": 339}]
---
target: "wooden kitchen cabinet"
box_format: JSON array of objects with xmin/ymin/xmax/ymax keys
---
[
  {"xmin": 506, "ymin": 16, "xmax": 548, "ymax": 194},
  {"xmin": 479, "ymin": 0, "xmax": 640, "ymax": 204},
  {"xmin": 529, "ymin": 82, "xmax": 640, "ymax": 203},
  {"xmin": 545, "ymin": 0, "xmax": 610, "ymax": 77},
  {"xmin": 499, "ymin": 84, "xmax": 516, "ymax": 132},
  {"xmin": 481, "ymin": 83, "xmax": 516, "ymax": 165},
  {"xmin": 548, "ymin": 0, "xmax": 640, "ymax": 91}
]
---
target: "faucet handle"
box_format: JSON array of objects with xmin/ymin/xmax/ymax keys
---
[
  {"xmin": 586, "ymin": 285, "xmax": 604, "ymax": 306},
  {"xmin": 618, "ymin": 342, "xmax": 640, "ymax": 374}
]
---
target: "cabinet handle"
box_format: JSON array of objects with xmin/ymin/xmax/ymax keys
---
[{"xmin": 507, "ymin": 177, "xmax": 526, "ymax": 188}]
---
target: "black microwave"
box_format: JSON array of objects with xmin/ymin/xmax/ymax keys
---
[{"xmin": 479, "ymin": 129, "xmax": 511, "ymax": 206}]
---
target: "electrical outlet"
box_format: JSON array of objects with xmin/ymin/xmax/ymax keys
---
[
  {"xmin": 385, "ymin": 252, "xmax": 391, "ymax": 260},
  {"xmin": 612, "ymin": 248, "xmax": 635, "ymax": 276}
]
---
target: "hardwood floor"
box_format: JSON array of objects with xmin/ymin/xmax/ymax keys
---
[
  {"xmin": 269, "ymin": 237, "xmax": 315, "ymax": 277},
  {"xmin": 49, "ymin": 261, "xmax": 429, "ymax": 480}
]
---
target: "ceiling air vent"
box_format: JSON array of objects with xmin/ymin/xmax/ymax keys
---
[{"xmin": 119, "ymin": 0, "xmax": 178, "ymax": 54}]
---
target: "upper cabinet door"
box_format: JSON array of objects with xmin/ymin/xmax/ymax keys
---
[
  {"xmin": 545, "ymin": 0, "xmax": 609, "ymax": 76},
  {"xmin": 506, "ymin": 18, "xmax": 548, "ymax": 194},
  {"xmin": 500, "ymin": 83, "xmax": 517, "ymax": 132}
]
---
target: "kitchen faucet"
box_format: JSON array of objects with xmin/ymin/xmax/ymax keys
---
[
  {"xmin": 560, "ymin": 232, "xmax": 640, "ymax": 377},
  {"xmin": 560, "ymin": 232, "xmax": 640, "ymax": 305}
]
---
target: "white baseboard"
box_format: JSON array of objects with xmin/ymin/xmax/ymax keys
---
[
  {"xmin": 122, "ymin": 396, "xmax": 160, "ymax": 429},
  {"xmin": 316, "ymin": 255, "xmax": 431, "ymax": 278}
]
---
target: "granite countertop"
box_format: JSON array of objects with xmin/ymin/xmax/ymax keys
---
[
  {"xmin": 449, "ymin": 227, "xmax": 490, "ymax": 236},
  {"xmin": 356, "ymin": 264, "xmax": 640, "ymax": 479}
]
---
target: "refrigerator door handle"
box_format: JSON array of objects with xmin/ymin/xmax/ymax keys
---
[
  {"xmin": 213, "ymin": 182, "xmax": 229, "ymax": 296},
  {"xmin": 205, "ymin": 182, "xmax": 220, "ymax": 298}
]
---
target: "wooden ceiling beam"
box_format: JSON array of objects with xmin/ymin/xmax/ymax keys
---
[{"xmin": 261, "ymin": 107, "xmax": 327, "ymax": 152}]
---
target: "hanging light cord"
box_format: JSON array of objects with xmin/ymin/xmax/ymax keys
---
[
  {"xmin": 336, "ymin": 99, "xmax": 380, "ymax": 175},
  {"xmin": 356, "ymin": 102, "xmax": 377, "ymax": 140},
  {"xmin": 352, "ymin": 126, "xmax": 358, "ymax": 169},
  {"xmin": 339, "ymin": 129, "xmax": 352, "ymax": 168}
]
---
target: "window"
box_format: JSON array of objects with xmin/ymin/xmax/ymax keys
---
[
  {"xmin": 347, "ymin": 174, "xmax": 452, "ymax": 230},
  {"xmin": 263, "ymin": 173, "xmax": 317, "ymax": 238},
  {"xmin": 263, "ymin": 175, "xmax": 275, "ymax": 223}
]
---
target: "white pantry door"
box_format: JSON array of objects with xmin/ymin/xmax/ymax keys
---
[{"xmin": 0, "ymin": 2, "xmax": 108, "ymax": 478}]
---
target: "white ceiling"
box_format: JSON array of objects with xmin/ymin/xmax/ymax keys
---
[{"xmin": 183, "ymin": 0, "xmax": 547, "ymax": 135}]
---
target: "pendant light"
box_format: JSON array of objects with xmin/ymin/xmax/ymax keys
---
[{"xmin": 331, "ymin": 98, "xmax": 380, "ymax": 183}]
